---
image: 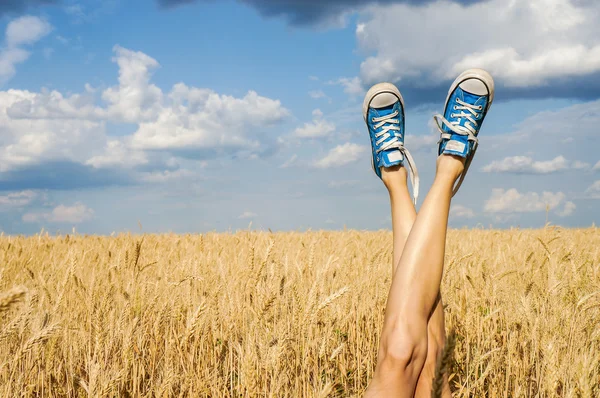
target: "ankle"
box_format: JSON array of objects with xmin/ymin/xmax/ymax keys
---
[
  {"xmin": 381, "ymin": 165, "xmax": 408, "ymax": 192},
  {"xmin": 435, "ymin": 155, "xmax": 465, "ymax": 180}
]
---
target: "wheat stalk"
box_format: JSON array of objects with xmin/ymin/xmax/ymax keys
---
[
  {"xmin": 0, "ymin": 229, "xmax": 596, "ymax": 396},
  {"xmin": 187, "ymin": 299, "xmax": 208, "ymax": 340}
]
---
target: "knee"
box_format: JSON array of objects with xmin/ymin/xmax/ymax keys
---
[{"xmin": 378, "ymin": 321, "xmax": 428, "ymax": 375}]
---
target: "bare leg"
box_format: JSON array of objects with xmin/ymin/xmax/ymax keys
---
[
  {"xmin": 379, "ymin": 165, "xmax": 452, "ymax": 397},
  {"xmin": 414, "ymin": 296, "xmax": 451, "ymax": 398},
  {"xmin": 381, "ymin": 165, "xmax": 415, "ymax": 277},
  {"xmin": 384, "ymin": 166, "xmax": 450, "ymax": 396},
  {"xmin": 365, "ymin": 155, "xmax": 463, "ymax": 397}
]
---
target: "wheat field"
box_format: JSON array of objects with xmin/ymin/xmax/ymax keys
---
[{"xmin": 0, "ymin": 228, "xmax": 599, "ymax": 397}]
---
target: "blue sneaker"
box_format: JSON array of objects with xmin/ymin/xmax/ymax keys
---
[
  {"xmin": 434, "ymin": 68, "xmax": 495, "ymax": 196},
  {"xmin": 363, "ymin": 82, "xmax": 419, "ymax": 204}
]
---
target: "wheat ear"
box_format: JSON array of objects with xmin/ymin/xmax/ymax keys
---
[{"xmin": 0, "ymin": 287, "xmax": 27, "ymax": 313}]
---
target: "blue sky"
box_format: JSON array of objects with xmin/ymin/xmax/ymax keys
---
[{"xmin": 0, "ymin": 0, "xmax": 599, "ymax": 234}]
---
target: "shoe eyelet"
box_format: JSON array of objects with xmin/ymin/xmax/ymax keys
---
[
  {"xmin": 450, "ymin": 113, "xmax": 456, "ymax": 118},
  {"xmin": 453, "ymin": 105, "xmax": 458, "ymax": 110},
  {"xmin": 478, "ymin": 106, "xmax": 483, "ymax": 110}
]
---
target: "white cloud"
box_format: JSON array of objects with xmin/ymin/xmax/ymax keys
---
[
  {"xmin": 482, "ymin": 155, "xmax": 570, "ymax": 174},
  {"xmin": 140, "ymin": 169, "xmax": 194, "ymax": 183},
  {"xmin": 308, "ymin": 90, "xmax": 327, "ymax": 99},
  {"xmin": 405, "ymin": 133, "xmax": 438, "ymax": 153},
  {"xmin": 101, "ymin": 46, "xmax": 163, "ymax": 123},
  {"xmin": 509, "ymin": 100, "xmax": 600, "ymax": 140},
  {"xmin": 449, "ymin": 45, "xmax": 600, "ymax": 87},
  {"xmin": 484, "ymin": 188, "xmax": 566, "ymax": 214},
  {"xmin": 5, "ymin": 16, "xmax": 52, "ymax": 47},
  {"xmin": 51, "ymin": 203, "xmax": 94, "ymax": 223},
  {"xmin": 21, "ymin": 213, "xmax": 37, "ymax": 223},
  {"xmin": 0, "ymin": 16, "xmax": 52, "ymax": 83},
  {"xmin": 557, "ymin": 201, "xmax": 576, "ymax": 217},
  {"xmin": 450, "ymin": 204, "xmax": 475, "ymax": 219},
  {"xmin": 585, "ymin": 180, "xmax": 600, "ymax": 197},
  {"xmin": 527, "ymin": 156, "xmax": 570, "ymax": 173},
  {"xmin": 0, "ymin": 95, "xmax": 106, "ymax": 172},
  {"xmin": 0, "ymin": 45, "xmax": 290, "ymax": 175},
  {"xmin": 294, "ymin": 109, "xmax": 335, "ymax": 138},
  {"xmin": 479, "ymin": 100, "xmax": 600, "ymax": 178},
  {"xmin": 238, "ymin": 211, "xmax": 257, "ymax": 219},
  {"xmin": 314, "ymin": 143, "xmax": 366, "ymax": 169},
  {"xmin": 572, "ymin": 160, "xmax": 591, "ymax": 170},
  {"xmin": 329, "ymin": 77, "xmax": 364, "ymax": 95},
  {"xmin": 356, "ymin": 0, "xmax": 600, "ymax": 87},
  {"xmin": 593, "ymin": 161, "xmax": 600, "ymax": 170},
  {"xmin": 0, "ymin": 191, "xmax": 37, "ymax": 209},
  {"xmin": 131, "ymin": 82, "xmax": 289, "ymax": 151},
  {"xmin": 23, "ymin": 203, "xmax": 94, "ymax": 224},
  {"xmin": 279, "ymin": 154, "xmax": 298, "ymax": 169},
  {"xmin": 86, "ymin": 140, "xmax": 148, "ymax": 169}
]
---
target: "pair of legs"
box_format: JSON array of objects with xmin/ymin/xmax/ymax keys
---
[
  {"xmin": 362, "ymin": 69, "xmax": 495, "ymax": 396},
  {"xmin": 365, "ymin": 157, "xmax": 461, "ymax": 397},
  {"xmin": 366, "ymin": 155, "xmax": 464, "ymax": 397}
]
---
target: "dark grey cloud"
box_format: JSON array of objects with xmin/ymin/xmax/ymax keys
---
[
  {"xmin": 0, "ymin": 0, "xmax": 58, "ymax": 16},
  {"xmin": 157, "ymin": 0, "xmax": 485, "ymax": 25},
  {"xmin": 386, "ymin": 72, "xmax": 600, "ymax": 108},
  {"xmin": 0, "ymin": 161, "xmax": 133, "ymax": 191}
]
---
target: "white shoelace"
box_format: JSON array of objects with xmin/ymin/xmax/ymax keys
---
[
  {"xmin": 433, "ymin": 98, "xmax": 482, "ymax": 142},
  {"xmin": 371, "ymin": 111, "xmax": 420, "ymax": 205},
  {"xmin": 432, "ymin": 98, "xmax": 484, "ymax": 196}
]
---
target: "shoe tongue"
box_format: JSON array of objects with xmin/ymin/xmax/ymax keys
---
[
  {"xmin": 461, "ymin": 90, "xmax": 484, "ymax": 105},
  {"xmin": 380, "ymin": 150, "xmax": 403, "ymax": 168},
  {"xmin": 375, "ymin": 104, "xmax": 395, "ymax": 117}
]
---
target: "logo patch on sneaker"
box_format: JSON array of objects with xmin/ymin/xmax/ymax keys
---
[
  {"xmin": 387, "ymin": 151, "xmax": 403, "ymax": 162},
  {"xmin": 445, "ymin": 140, "xmax": 466, "ymax": 153}
]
